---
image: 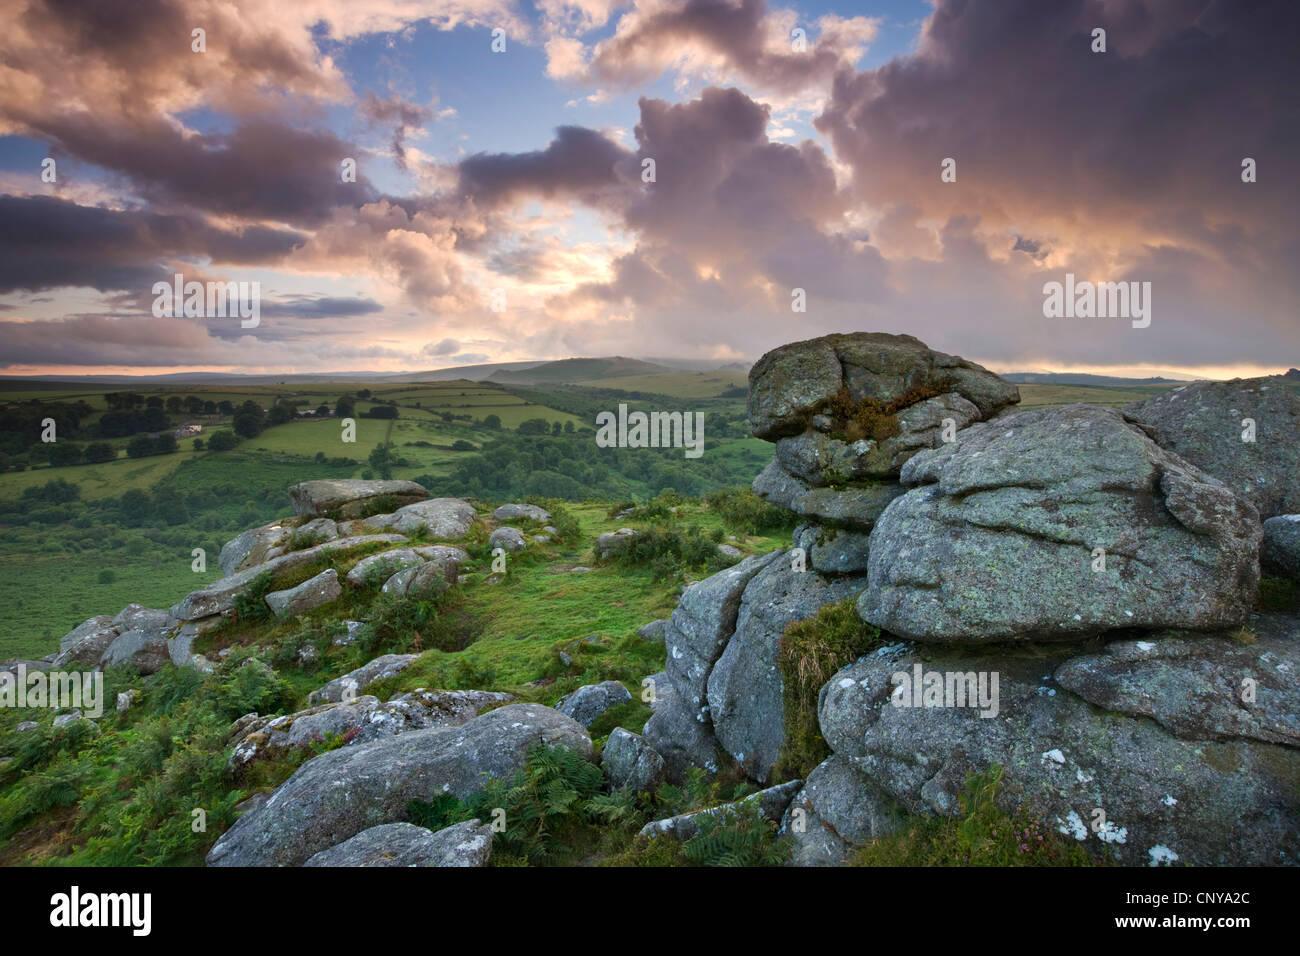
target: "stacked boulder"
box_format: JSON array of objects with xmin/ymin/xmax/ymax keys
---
[
  {"xmin": 796, "ymin": 378, "xmax": 1297, "ymax": 866},
  {"xmin": 644, "ymin": 333, "xmax": 1299, "ymax": 866},
  {"xmin": 644, "ymin": 333, "xmax": 1021, "ymax": 784}
]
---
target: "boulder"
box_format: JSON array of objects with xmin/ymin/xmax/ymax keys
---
[
  {"xmin": 862, "ymin": 404, "xmax": 1262, "ymax": 642},
  {"xmin": 788, "ymin": 483, "xmax": 907, "ymax": 530},
  {"xmin": 747, "ymin": 332, "xmax": 1019, "ymax": 441},
  {"xmin": 296, "ymin": 517, "xmax": 339, "ymax": 543},
  {"xmin": 601, "ymin": 728, "xmax": 667, "ymax": 792},
  {"xmin": 596, "ymin": 528, "xmax": 637, "ymax": 558},
  {"xmin": 778, "ymin": 755, "xmax": 904, "ymax": 866},
  {"xmin": 1054, "ymin": 616, "xmax": 1300, "ymax": 747},
  {"xmin": 751, "ymin": 459, "xmax": 810, "ymax": 511},
  {"xmin": 663, "ymin": 552, "xmax": 781, "ymax": 722},
  {"xmin": 219, "ymin": 520, "xmax": 296, "ymax": 575},
  {"xmin": 489, "ymin": 527, "xmax": 526, "ymax": 553},
  {"xmin": 1123, "ymin": 376, "xmax": 1300, "ymax": 518},
  {"xmin": 265, "ymin": 568, "xmax": 342, "ymax": 619},
  {"xmin": 381, "ymin": 550, "xmax": 467, "ymax": 595},
  {"xmin": 171, "ymin": 534, "xmax": 407, "ymax": 620},
  {"xmin": 641, "ymin": 681, "xmax": 722, "ymax": 783},
  {"xmin": 493, "ymin": 503, "xmax": 551, "ymax": 522},
  {"xmin": 1262, "ymin": 515, "xmax": 1300, "ymax": 580},
  {"xmin": 52, "ymin": 616, "xmax": 120, "ymax": 668},
  {"xmin": 345, "ymin": 549, "xmax": 427, "ymax": 588},
  {"xmin": 556, "ymin": 680, "xmax": 631, "ymax": 727},
  {"xmin": 167, "ymin": 616, "xmax": 222, "ymax": 667},
  {"xmin": 706, "ymin": 556, "xmax": 867, "ymax": 782},
  {"xmin": 99, "ymin": 606, "xmax": 178, "ymax": 674},
  {"xmin": 775, "ymin": 393, "xmax": 982, "ymax": 485},
  {"xmin": 800, "ymin": 526, "xmax": 873, "ymax": 575},
  {"xmin": 206, "ymin": 704, "xmax": 592, "ymax": 866},
  {"xmin": 638, "ymin": 780, "xmax": 802, "ymax": 841},
  {"xmin": 302, "ymin": 821, "xmax": 493, "ymax": 868},
  {"xmin": 288, "ymin": 479, "xmax": 429, "ymax": 518},
  {"xmin": 308, "ymin": 654, "xmax": 420, "ymax": 706},
  {"xmin": 58, "ymin": 615, "xmax": 116, "ymax": 654},
  {"xmin": 363, "ymin": 498, "xmax": 477, "ymax": 539},
  {"xmin": 637, "ymin": 619, "xmax": 668, "ymax": 642},
  {"xmin": 230, "ymin": 688, "xmax": 514, "ymax": 768},
  {"xmin": 818, "ymin": 638, "xmax": 1300, "ymax": 865}
]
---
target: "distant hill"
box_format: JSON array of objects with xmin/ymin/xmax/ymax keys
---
[
  {"xmin": 1285, "ymin": 368, "xmax": 1300, "ymax": 380},
  {"xmin": 1003, "ymin": 372, "xmax": 1193, "ymax": 387},
  {"xmin": 487, "ymin": 356, "xmax": 672, "ymax": 384}
]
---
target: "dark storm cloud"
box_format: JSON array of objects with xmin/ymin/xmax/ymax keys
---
[
  {"xmin": 456, "ymin": 126, "xmax": 633, "ymax": 209},
  {"xmin": 0, "ymin": 195, "xmax": 305, "ymax": 294},
  {"xmin": 816, "ymin": 0, "xmax": 1300, "ymax": 236},
  {"xmin": 32, "ymin": 115, "xmax": 378, "ymax": 226}
]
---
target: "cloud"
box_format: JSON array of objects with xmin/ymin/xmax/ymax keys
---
[
  {"xmin": 456, "ymin": 126, "xmax": 634, "ymax": 210},
  {"xmin": 0, "ymin": 194, "xmax": 304, "ymax": 294},
  {"xmin": 360, "ymin": 91, "xmax": 436, "ymax": 170},
  {"xmin": 545, "ymin": 0, "xmax": 879, "ymax": 102},
  {"xmin": 260, "ymin": 296, "xmax": 384, "ymax": 318},
  {"xmin": 424, "ymin": 337, "xmax": 460, "ymax": 355}
]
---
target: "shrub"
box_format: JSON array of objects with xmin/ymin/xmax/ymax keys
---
[
  {"xmin": 706, "ymin": 488, "xmax": 795, "ymax": 535},
  {"xmin": 230, "ymin": 570, "xmax": 275, "ymax": 624},
  {"xmin": 602, "ymin": 526, "xmax": 726, "ymax": 578},
  {"xmin": 774, "ymin": 598, "xmax": 880, "ymax": 780}
]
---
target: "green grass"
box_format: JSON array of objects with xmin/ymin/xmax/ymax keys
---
[
  {"xmin": 0, "ymin": 448, "xmax": 204, "ymax": 500},
  {"xmin": 0, "ymin": 551, "xmax": 223, "ymax": 660}
]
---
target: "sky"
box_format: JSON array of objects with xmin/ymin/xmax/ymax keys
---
[{"xmin": 0, "ymin": 0, "xmax": 1295, "ymax": 379}]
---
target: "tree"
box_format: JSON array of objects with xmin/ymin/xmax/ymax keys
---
[
  {"xmin": 357, "ymin": 388, "xmax": 372, "ymax": 399},
  {"xmin": 184, "ymin": 396, "xmax": 203, "ymax": 415},
  {"xmin": 368, "ymin": 444, "xmax": 395, "ymax": 479},
  {"xmin": 207, "ymin": 431, "xmax": 238, "ymax": 451},
  {"xmin": 165, "ymin": 396, "xmax": 183, "ymax": 413},
  {"xmin": 84, "ymin": 442, "xmax": 115, "ymax": 463},
  {"xmin": 119, "ymin": 489, "xmax": 151, "ymax": 524},
  {"xmin": 203, "ymin": 400, "xmax": 216, "ymax": 415},
  {"xmin": 483, "ymin": 414, "xmax": 502, "ymax": 430},
  {"xmin": 47, "ymin": 443, "xmax": 83, "ymax": 467},
  {"xmin": 126, "ymin": 435, "xmax": 154, "ymax": 459},
  {"xmin": 145, "ymin": 396, "xmax": 163, "ymax": 409},
  {"xmin": 217, "ymin": 400, "xmax": 234, "ymax": 416},
  {"xmin": 142, "ymin": 406, "xmax": 168, "ymax": 432},
  {"xmin": 564, "ymin": 420, "xmax": 575, "ymax": 434},
  {"xmin": 233, "ymin": 400, "xmax": 266, "ymax": 439},
  {"xmin": 192, "ymin": 438, "xmax": 205, "ymax": 451},
  {"xmin": 551, "ymin": 421, "xmax": 563, "ymax": 436},
  {"xmin": 517, "ymin": 418, "xmax": 550, "ymax": 435},
  {"xmin": 268, "ymin": 402, "xmax": 293, "ymax": 426},
  {"xmin": 315, "ymin": 403, "xmax": 329, "ymax": 417},
  {"xmin": 152, "ymin": 486, "xmax": 189, "ymax": 525},
  {"xmin": 336, "ymin": 395, "xmax": 356, "ymax": 419}
]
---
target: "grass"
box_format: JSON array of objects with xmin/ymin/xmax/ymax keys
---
[
  {"xmin": 0, "ymin": 448, "xmax": 204, "ymax": 500},
  {"xmin": 850, "ymin": 766, "xmax": 1101, "ymax": 867},
  {"xmin": 774, "ymin": 599, "xmax": 880, "ymax": 781}
]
